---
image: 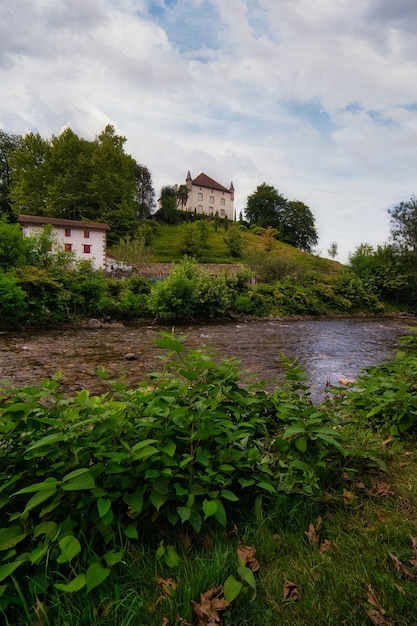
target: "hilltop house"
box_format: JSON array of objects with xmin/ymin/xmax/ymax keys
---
[
  {"xmin": 17, "ymin": 215, "xmax": 110, "ymax": 271},
  {"xmin": 176, "ymin": 171, "xmax": 235, "ymax": 221}
]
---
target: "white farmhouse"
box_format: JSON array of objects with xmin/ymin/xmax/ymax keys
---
[
  {"xmin": 17, "ymin": 215, "xmax": 110, "ymax": 271},
  {"xmin": 179, "ymin": 171, "xmax": 235, "ymax": 221}
]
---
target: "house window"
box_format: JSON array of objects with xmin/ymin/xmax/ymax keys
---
[
  {"xmin": 220, "ymin": 198, "xmax": 225, "ymax": 206},
  {"xmin": 220, "ymin": 209, "xmax": 225, "ymax": 217},
  {"xmin": 65, "ymin": 228, "xmax": 71, "ymax": 237},
  {"xmin": 209, "ymin": 207, "xmax": 214, "ymax": 215},
  {"xmin": 210, "ymin": 196, "xmax": 214, "ymax": 203},
  {"xmin": 198, "ymin": 193, "xmax": 203, "ymax": 201},
  {"xmin": 64, "ymin": 243, "xmax": 72, "ymax": 252},
  {"xmin": 83, "ymin": 245, "xmax": 91, "ymax": 254},
  {"xmin": 84, "ymin": 230, "xmax": 90, "ymax": 238},
  {"xmin": 197, "ymin": 205, "xmax": 203, "ymax": 213}
]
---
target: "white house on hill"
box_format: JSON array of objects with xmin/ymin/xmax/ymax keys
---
[
  {"xmin": 17, "ymin": 215, "xmax": 110, "ymax": 271},
  {"xmin": 177, "ymin": 171, "xmax": 235, "ymax": 221}
]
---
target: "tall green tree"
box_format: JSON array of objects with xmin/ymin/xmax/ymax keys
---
[
  {"xmin": 245, "ymin": 183, "xmax": 288, "ymax": 230},
  {"xmin": 176, "ymin": 184, "xmax": 189, "ymax": 209},
  {"xmin": 0, "ymin": 219, "xmax": 26, "ymax": 269},
  {"xmin": 0, "ymin": 130, "xmax": 19, "ymax": 220},
  {"xmin": 388, "ymin": 196, "xmax": 417, "ymax": 252},
  {"xmin": 9, "ymin": 132, "xmax": 51, "ymax": 215},
  {"xmin": 245, "ymin": 184, "xmax": 318, "ymax": 252},
  {"xmin": 46, "ymin": 127, "xmax": 95, "ymax": 220},
  {"xmin": 134, "ymin": 163, "xmax": 155, "ymax": 219},
  {"xmin": 157, "ymin": 186, "xmax": 180, "ymax": 224},
  {"xmin": 284, "ymin": 200, "xmax": 318, "ymax": 253}
]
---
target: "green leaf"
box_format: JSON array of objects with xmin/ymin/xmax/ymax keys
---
[
  {"xmin": 154, "ymin": 337, "xmax": 184, "ymax": 352},
  {"xmin": 61, "ymin": 469, "xmax": 95, "ymax": 491},
  {"xmin": 123, "ymin": 525, "xmax": 138, "ymax": 540},
  {"xmin": 29, "ymin": 542, "xmax": 50, "ymax": 565},
  {"xmin": 23, "ymin": 489, "xmax": 58, "ymax": 514},
  {"xmin": 164, "ymin": 544, "xmax": 180, "ymax": 568},
  {"xmin": 0, "ymin": 559, "xmax": 25, "ymax": 583},
  {"xmin": 26, "ymin": 433, "xmax": 65, "ymax": 451},
  {"xmin": 14, "ymin": 477, "xmax": 59, "ymax": 495},
  {"xmin": 97, "ymin": 498, "xmax": 111, "ymax": 519},
  {"xmin": 177, "ymin": 507, "xmax": 192, "ymax": 523},
  {"xmin": 283, "ymin": 424, "xmax": 306, "ymax": 438},
  {"xmin": 56, "ymin": 536, "xmax": 82, "ymax": 564},
  {"xmin": 0, "ymin": 527, "xmax": 27, "ymax": 551},
  {"xmin": 150, "ymin": 490, "xmax": 167, "ymax": 511},
  {"xmin": 86, "ymin": 563, "xmax": 111, "ymax": 593},
  {"xmin": 257, "ymin": 481, "xmax": 276, "ymax": 493},
  {"xmin": 237, "ymin": 565, "xmax": 257, "ymax": 591},
  {"xmin": 202, "ymin": 499, "xmax": 217, "ymax": 520},
  {"xmin": 123, "ymin": 488, "xmax": 145, "ymax": 514},
  {"xmin": 213, "ymin": 499, "xmax": 227, "ymax": 527},
  {"xmin": 159, "ymin": 441, "xmax": 176, "ymax": 457},
  {"xmin": 104, "ymin": 550, "xmax": 125, "ymax": 567},
  {"xmin": 295, "ymin": 436, "xmax": 308, "ymax": 453},
  {"xmin": 224, "ymin": 575, "xmax": 243, "ymax": 602},
  {"xmin": 238, "ymin": 478, "xmax": 255, "ymax": 489},
  {"xmin": 55, "ymin": 574, "xmax": 86, "ymax": 593},
  {"xmin": 221, "ymin": 489, "xmax": 239, "ymax": 502}
]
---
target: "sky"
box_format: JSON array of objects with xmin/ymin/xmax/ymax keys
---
[{"xmin": 2, "ymin": 0, "xmax": 417, "ymax": 262}]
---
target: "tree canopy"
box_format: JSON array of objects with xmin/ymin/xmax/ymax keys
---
[
  {"xmin": 7, "ymin": 125, "xmax": 154, "ymax": 246},
  {"xmin": 245, "ymin": 183, "xmax": 318, "ymax": 252},
  {"xmin": 388, "ymin": 196, "xmax": 417, "ymax": 252}
]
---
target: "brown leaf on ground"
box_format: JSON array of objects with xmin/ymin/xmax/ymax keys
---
[
  {"xmin": 399, "ymin": 497, "xmax": 417, "ymax": 521},
  {"xmin": 157, "ymin": 577, "xmax": 177, "ymax": 596},
  {"xmin": 32, "ymin": 599, "xmax": 49, "ymax": 626},
  {"xmin": 177, "ymin": 529, "xmax": 197, "ymax": 549},
  {"xmin": 343, "ymin": 490, "xmax": 356, "ymax": 504},
  {"xmin": 305, "ymin": 516, "xmax": 322, "ymax": 547},
  {"xmin": 389, "ymin": 552, "xmax": 417, "ymax": 580},
  {"xmin": 320, "ymin": 539, "xmax": 332, "ymax": 554},
  {"xmin": 161, "ymin": 618, "xmax": 169, "ymax": 626},
  {"xmin": 376, "ymin": 510, "xmax": 386, "ymax": 523},
  {"xmin": 366, "ymin": 584, "xmax": 394, "ymax": 626},
  {"xmin": 375, "ymin": 483, "xmax": 394, "ymax": 497},
  {"xmin": 237, "ymin": 543, "xmax": 260, "ymax": 572},
  {"xmin": 283, "ymin": 580, "xmax": 300, "ymax": 602},
  {"xmin": 409, "ymin": 536, "xmax": 417, "ymax": 568},
  {"xmin": 226, "ymin": 524, "xmax": 239, "ymax": 538},
  {"xmin": 193, "ymin": 586, "xmax": 230, "ymax": 626}
]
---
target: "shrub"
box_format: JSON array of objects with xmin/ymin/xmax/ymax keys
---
[{"xmin": 0, "ymin": 270, "xmax": 27, "ymax": 327}]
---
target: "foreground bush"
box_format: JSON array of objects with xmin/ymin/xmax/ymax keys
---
[{"xmin": 0, "ymin": 333, "xmax": 357, "ymax": 619}]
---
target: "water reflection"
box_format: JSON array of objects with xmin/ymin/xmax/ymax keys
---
[{"xmin": 0, "ymin": 316, "xmax": 415, "ymax": 400}]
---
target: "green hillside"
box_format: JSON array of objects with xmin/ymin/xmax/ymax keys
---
[{"xmin": 141, "ymin": 223, "xmax": 344, "ymax": 274}]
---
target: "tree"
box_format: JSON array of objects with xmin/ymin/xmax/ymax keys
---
[
  {"xmin": 134, "ymin": 164, "xmax": 155, "ymax": 219},
  {"xmin": 157, "ymin": 186, "xmax": 180, "ymax": 224},
  {"xmin": 46, "ymin": 127, "xmax": 95, "ymax": 220},
  {"xmin": 327, "ymin": 242, "xmax": 338, "ymax": 259},
  {"xmin": 388, "ymin": 196, "xmax": 417, "ymax": 252},
  {"xmin": 176, "ymin": 184, "xmax": 189, "ymax": 210},
  {"xmin": 224, "ymin": 223, "xmax": 243, "ymax": 258},
  {"xmin": 245, "ymin": 184, "xmax": 318, "ymax": 252},
  {"xmin": 9, "ymin": 132, "xmax": 51, "ymax": 215},
  {"xmin": 0, "ymin": 130, "xmax": 19, "ymax": 220},
  {"xmin": 284, "ymin": 200, "xmax": 318, "ymax": 253},
  {"xmin": 245, "ymin": 183, "xmax": 288, "ymax": 230},
  {"xmin": 0, "ymin": 219, "xmax": 26, "ymax": 269}
]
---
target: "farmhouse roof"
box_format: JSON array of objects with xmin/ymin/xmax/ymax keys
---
[
  {"xmin": 192, "ymin": 172, "xmax": 231, "ymax": 193},
  {"xmin": 17, "ymin": 215, "xmax": 111, "ymax": 231}
]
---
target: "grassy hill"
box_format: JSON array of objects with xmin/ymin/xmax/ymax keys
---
[{"xmin": 142, "ymin": 223, "xmax": 344, "ymax": 275}]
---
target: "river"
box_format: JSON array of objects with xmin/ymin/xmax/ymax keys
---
[{"xmin": 0, "ymin": 316, "xmax": 415, "ymax": 400}]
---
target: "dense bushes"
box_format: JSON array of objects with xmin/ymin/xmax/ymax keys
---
[{"xmin": 0, "ymin": 334, "xmax": 355, "ymax": 616}]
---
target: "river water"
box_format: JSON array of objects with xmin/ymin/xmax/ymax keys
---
[{"xmin": 0, "ymin": 316, "xmax": 415, "ymax": 401}]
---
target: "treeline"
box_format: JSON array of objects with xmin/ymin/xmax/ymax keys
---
[{"xmin": 0, "ymin": 126, "xmax": 155, "ymax": 246}]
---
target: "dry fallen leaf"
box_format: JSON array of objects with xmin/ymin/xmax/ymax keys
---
[
  {"xmin": 389, "ymin": 552, "xmax": 417, "ymax": 580},
  {"xmin": 305, "ymin": 516, "xmax": 322, "ymax": 547},
  {"xmin": 157, "ymin": 577, "xmax": 177, "ymax": 596},
  {"xmin": 320, "ymin": 539, "xmax": 332, "ymax": 554},
  {"xmin": 283, "ymin": 580, "xmax": 300, "ymax": 602},
  {"xmin": 409, "ymin": 536, "xmax": 417, "ymax": 568},
  {"xmin": 32, "ymin": 599, "xmax": 48, "ymax": 626},
  {"xmin": 366, "ymin": 584, "xmax": 394, "ymax": 626},
  {"xmin": 193, "ymin": 586, "xmax": 230, "ymax": 626},
  {"xmin": 376, "ymin": 510, "xmax": 386, "ymax": 523},
  {"xmin": 161, "ymin": 618, "xmax": 169, "ymax": 626},
  {"xmin": 237, "ymin": 543, "xmax": 260, "ymax": 572},
  {"xmin": 343, "ymin": 490, "xmax": 356, "ymax": 504},
  {"xmin": 376, "ymin": 483, "xmax": 394, "ymax": 497}
]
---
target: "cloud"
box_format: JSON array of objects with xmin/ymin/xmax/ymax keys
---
[{"xmin": 1, "ymin": 0, "xmax": 417, "ymax": 261}]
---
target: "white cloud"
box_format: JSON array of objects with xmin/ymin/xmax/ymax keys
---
[{"xmin": 1, "ymin": 0, "xmax": 417, "ymax": 261}]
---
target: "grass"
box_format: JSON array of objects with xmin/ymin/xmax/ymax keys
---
[
  {"xmin": 13, "ymin": 447, "xmax": 417, "ymax": 626},
  {"xmin": 147, "ymin": 223, "xmax": 344, "ymax": 273}
]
